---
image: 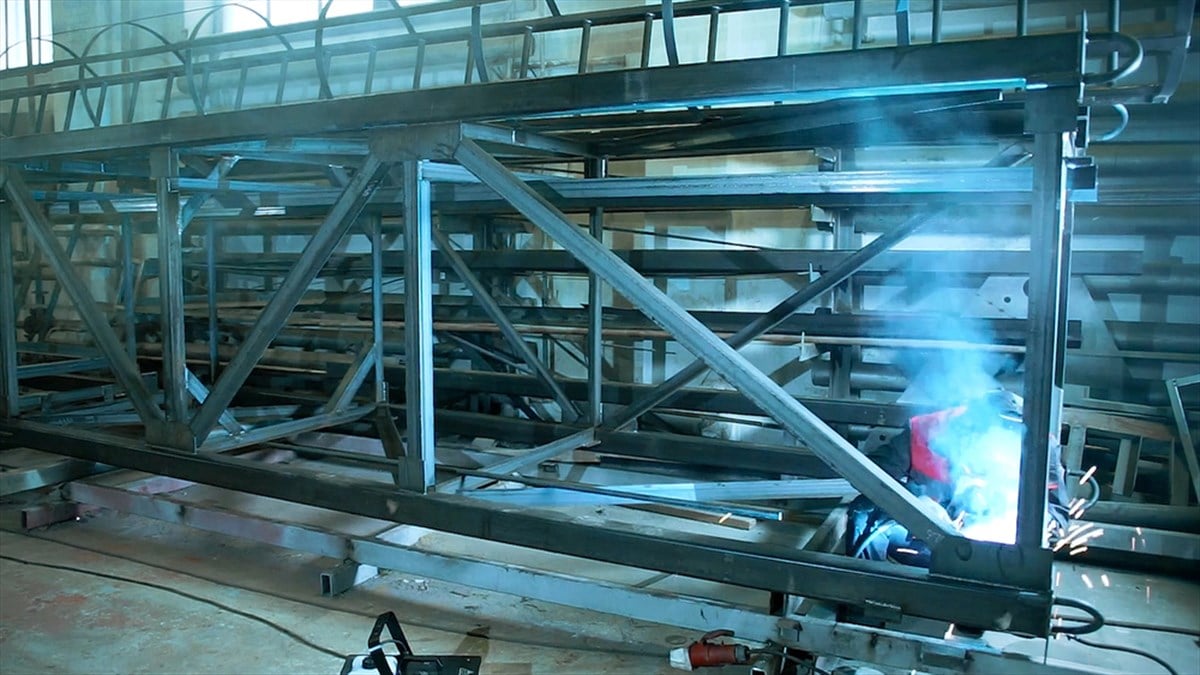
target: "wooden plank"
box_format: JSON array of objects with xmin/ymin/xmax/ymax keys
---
[{"xmin": 1061, "ymin": 407, "xmax": 1175, "ymax": 442}]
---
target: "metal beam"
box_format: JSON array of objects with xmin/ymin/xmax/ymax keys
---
[
  {"xmin": 1016, "ymin": 99, "xmax": 1073, "ymax": 555},
  {"xmin": 0, "ymin": 168, "xmax": 164, "ymax": 426},
  {"xmin": 0, "ymin": 207, "xmax": 17, "ymax": 417},
  {"xmin": 451, "ymin": 137, "xmax": 957, "ymax": 553},
  {"xmin": 2, "ymin": 420, "xmax": 1051, "ymax": 634},
  {"xmin": 152, "ymin": 148, "xmax": 189, "ymax": 427},
  {"xmin": 402, "ymin": 160, "xmax": 435, "ymax": 491},
  {"xmin": 586, "ymin": 157, "xmax": 606, "ymax": 425},
  {"xmin": 183, "ymin": 369, "xmax": 242, "ymax": 436},
  {"xmin": 430, "ymin": 226, "xmax": 582, "ymax": 422},
  {"xmin": 61, "ymin": 478, "xmax": 1094, "ymax": 673},
  {"xmin": 607, "ymin": 147, "xmax": 1027, "ymax": 429},
  {"xmin": 189, "ymin": 155, "xmax": 389, "ymax": 442},
  {"xmin": 1166, "ymin": 376, "xmax": 1200, "ymax": 502},
  {"xmin": 322, "ymin": 343, "xmax": 377, "ymax": 414},
  {"xmin": 440, "ymin": 427, "xmax": 596, "ymax": 492},
  {"xmin": 0, "ymin": 33, "xmax": 1084, "ymax": 161}
]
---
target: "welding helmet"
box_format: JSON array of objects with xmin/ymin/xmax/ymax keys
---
[{"xmin": 985, "ymin": 389, "xmax": 1024, "ymax": 425}]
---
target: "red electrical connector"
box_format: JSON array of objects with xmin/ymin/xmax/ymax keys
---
[{"xmin": 668, "ymin": 630, "xmax": 752, "ymax": 671}]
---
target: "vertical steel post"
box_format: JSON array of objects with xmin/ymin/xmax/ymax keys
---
[
  {"xmin": 403, "ymin": 160, "xmax": 436, "ymax": 491},
  {"xmin": 154, "ymin": 148, "xmax": 189, "ymax": 425},
  {"xmin": 586, "ymin": 157, "xmax": 607, "ymax": 425},
  {"xmin": 1017, "ymin": 93, "xmax": 1074, "ymax": 552},
  {"xmin": 120, "ymin": 215, "xmax": 137, "ymax": 359},
  {"xmin": 0, "ymin": 207, "xmax": 18, "ymax": 417},
  {"xmin": 207, "ymin": 220, "xmax": 219, "ymax": 381},
  {"xmin": 370, "ymin": 214, "xmax": 386, "ymax": 403}
]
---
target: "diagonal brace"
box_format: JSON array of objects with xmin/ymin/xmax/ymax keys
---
[
  {"xmin": 431, "ymin": 226, "xmax": 582, "ymax": 422},
  {"xmin": 606, "ymin": 148, "xmax": 1028, "ymax": 431},
  {"xmin": 323, "ymin": 343, "xmax": 378, "ymax": 414},
  {"xmin": 184, "ymin": 368, "xmax": 242, "ymax": 435},
  {"xmin": 451, "ymin": 138, "xmax": 957, "ymax": 551},
  {"xmin": 190, "ymin": 154, "xmax": 390, "ymax": 442},
  {"xmin": 1, "ymin": 168, "xmax": 165, "ymax": 427}
]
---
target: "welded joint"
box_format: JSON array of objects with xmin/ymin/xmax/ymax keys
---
[
  {"xmin": 368, "ymin": 124, "xmax": 463, "ymax": 162},
  {"xmin": 930, "ymin": 536, "xmax": 1054, "ymax": 596}
]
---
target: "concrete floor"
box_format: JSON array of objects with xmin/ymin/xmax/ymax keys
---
[{"xmin": 0, "ymin": 515, "xmax": 681, "ymax": 674}]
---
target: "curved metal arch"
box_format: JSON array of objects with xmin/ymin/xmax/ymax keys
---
[
  {"xmin": 184, "ymin": 3, "xmax": 294, "ymax": 115},
  {"xmin": 76, "ymin": 21, "xmax": 188, "ymax": 126}
]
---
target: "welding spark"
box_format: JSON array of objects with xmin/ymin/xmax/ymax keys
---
[
  {"xmin": 1055, "ymin": 571, "xmax": 1062, "ymax": 588},
  {"xmin": 1136, "ymin": 526, "xmax": 1143, "ymax": 535},
  {"xmin": 1082, "ymin": 574, "xmax": 1094, "ymax": 589},
  {"xmin": 896, "ymin": 547, "xmax": 920, "ymax": 556},
  {"xmin": 1069, "ymin": 545, "xmax": 1088, "ymax": 556},
  {"xmin": 944, "ymin": 624, "xmax": 956, "ymax": 640},
  {"xmin": 717, "ymin": 512, "xmax": 732, "ymax": 524},
  {"xmin": 1146, "ymin": 585, "xmax": 1151, "ymax": 603},
  {"xmin": 1101, "ymin": 574, "xmax": 1110, "ymax": 588},
  {"xmin": 1079, "ymin": 465, "xmax": 1098, "ymax": 485}
]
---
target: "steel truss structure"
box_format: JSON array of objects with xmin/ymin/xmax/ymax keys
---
[{"xmin": 0, "ymin": 1, "xmax": 1196, "ymax": 672}]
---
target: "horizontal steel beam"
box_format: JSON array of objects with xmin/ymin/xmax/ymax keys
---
[
  {"xmin": 61, "ymin": 478, "xmax": 1092, "ymax": 674},
  {"xmin": 0, "ymin": 33, "xmax": 1083, "ymax": 160},
  {"xmin": 186, "ymin": 249, "xmax": 1142, "ymax": 278},
  {"xmin": 3, "ymin": 420, "xmax": 1052, "ymax": 635}
]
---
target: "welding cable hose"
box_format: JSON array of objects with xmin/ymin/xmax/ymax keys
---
[
  {"xmin": 1050, "ymin": 597, "xmax": 1105, "ymax": 635},
  {"xmin": 1083, "ymin": 31, "xmax": 1144, "ymax": 85},
  {"xmin": 1066, "ymin": 470, "xmax": 1102, "ymax": 511}
]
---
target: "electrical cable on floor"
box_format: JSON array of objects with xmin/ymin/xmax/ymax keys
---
[
  {"xmin": 2, "ymin": 528, "xmax": 663, "ymax": 659},
  {"xmin": 1066, "ymin": 634, "xmax": 1181, "ymax": 675},
  {"xmin": 0, "ymin": 553, "xmax": 347, "ymax": 661}
]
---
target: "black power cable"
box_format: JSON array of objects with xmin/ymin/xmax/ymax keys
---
[
  {"xmin": 0, "ymin": 553, "xmax": 347, "ymax": 660},
  {"xmin": 1067, "ymin": 634, "xmax": 1181, "ymax": 675},
  {"xmin": 4, "ymin": 528, "xmax": 663, "ymax": 659},
  {"xmin": 1050, "ymin": 597, "xmax": 1105, "ymax": 635}
]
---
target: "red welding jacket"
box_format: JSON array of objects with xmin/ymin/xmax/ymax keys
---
[{"xmin": 908, "ymin": 406, "xmax": 967, "ymax": 484}]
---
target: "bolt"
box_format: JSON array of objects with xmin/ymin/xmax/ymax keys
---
[{"xmin": 957, "ymin": 539, "xmax": 973, "ymax": 561}]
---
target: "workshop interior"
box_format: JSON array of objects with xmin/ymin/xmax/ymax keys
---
[{"xmin": 0, "ymin": 1, "xmax": 1198, "ymax": 673}]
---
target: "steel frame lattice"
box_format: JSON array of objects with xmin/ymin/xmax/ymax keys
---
[{"xmin": 0, "ymin": 1, "xmax": 1192, "ymax": 668}]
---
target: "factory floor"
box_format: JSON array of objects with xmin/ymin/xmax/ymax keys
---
[
  {"xmin": 0, "ymin": 509, "xmax": 679, "ymax": 674},
  {"xmin": 1, "ymin": 494, "xmax": 1198, "ymax": 675}
]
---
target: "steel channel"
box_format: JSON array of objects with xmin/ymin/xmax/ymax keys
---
[
  {"xmin": 0, "ymin": 206, "xmax": 17, "ymax": 417},
  {"xmin": 451, "ymin": 137, "xmax": 957, "ymax": 553},
  {"xmin": 1015, "ymin": 129, "xmax": 1070, "ymax": 555},
  {"xmin": 5, "ymin": 419, "xmax": 1050, "ymax": 634},
  {"xmin": 154, "ymin": 149, "xmax": 189, "ymax": 425},
  {"xmin": 403, "ymin": 160, "xmax": 436, "ymax": 491},
  {"xmin": 586, "ymin": 157, "xmax": 606, "ymax": 425},
  {"xmin": 0, "ymin": 34, "xmax": 1083, "ymax": 161}
]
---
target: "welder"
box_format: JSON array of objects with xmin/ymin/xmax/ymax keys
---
[{"xmin": 846, "ymin": 389, "xmax": 1072, "ymax": 566}]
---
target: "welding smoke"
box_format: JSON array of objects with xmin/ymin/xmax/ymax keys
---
[{"xmin": 890, "ymin": 306, "xmax": 1025, "ymax": 545}]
